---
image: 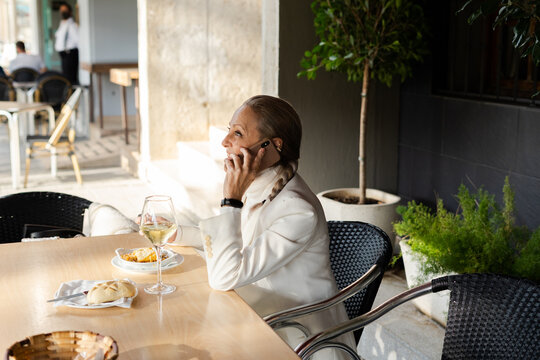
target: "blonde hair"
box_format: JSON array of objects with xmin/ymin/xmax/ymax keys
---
[{"xmin": 244, "ymin": 95, "xmax": 302, "ymax": 203}]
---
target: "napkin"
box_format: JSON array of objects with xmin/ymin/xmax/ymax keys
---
[{"xmin": 53, "ymin": 279, "xmax": 137, "ymax": 308}]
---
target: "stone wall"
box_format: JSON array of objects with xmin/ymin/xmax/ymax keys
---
[{"xmin": 138, "ymin": 0, "xmax": 262, "ymax": 160}]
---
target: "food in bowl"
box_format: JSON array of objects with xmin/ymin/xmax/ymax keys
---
[{"xmin": 120, "ymin": 247, "xmax": 167, "ymax": 263}]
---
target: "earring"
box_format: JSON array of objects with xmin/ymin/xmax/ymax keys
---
[{"xmin": 277, "ymin": 145, "xmax": 282, "ymax": 152}]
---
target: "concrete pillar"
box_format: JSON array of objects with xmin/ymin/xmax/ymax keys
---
[
  {"xmin": 262, "ymin": 0, "xmax": 279, "ymax": 96},
  {"xmin": 137, "ymin": 0, "xmax": 263, "ymax": 168}
]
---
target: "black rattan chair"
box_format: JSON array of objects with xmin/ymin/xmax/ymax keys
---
[
  {"xmin": 33, "ymin": 74, "xmax": 72, "ymax": 113},
  {"xmin": 32, "ymin": 74, "xmax": 72, "ymax": 134},
  {"xmin": 0, "ymin": 77, "xmax": 15, "ymax": 101},
  {"xmin": 296, "ymin": 273, "xmax": 540, "ymax": 360},
  {"xmin": 0, "ymin": 77, "xmax": 15, "ymax": 123},
  {"xmin": 9, "ymin": 67, "xmax": 39, "ymax": 82},
  {"xmin": 0, "ymin": 192, "xmax": 92, "ymax": 243},
  {"xmin": 35, "ymin": 70, "xmax": 64, "ymax": 83},
  {"xmin": 265, "ymin": 221, "xmax": 393, "ymax": 358}
]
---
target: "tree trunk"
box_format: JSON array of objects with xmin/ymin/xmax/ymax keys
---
[{"xmin": 358, "ymin": 62, "xmax": 370, "ymax": 204}]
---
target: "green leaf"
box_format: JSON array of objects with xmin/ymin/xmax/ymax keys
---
[{"xmin": 457, "ymin": 0, "xmax": 474, "ymax": 14}]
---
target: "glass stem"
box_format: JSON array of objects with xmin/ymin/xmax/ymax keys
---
[{"xmin": 155, "ymin": 245, "xmax": 163, "ymax": 287}]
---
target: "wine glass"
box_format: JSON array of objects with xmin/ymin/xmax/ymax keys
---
[{"xmin": 140, "ymin": 195, "xmax": 178, "ymax": 295}]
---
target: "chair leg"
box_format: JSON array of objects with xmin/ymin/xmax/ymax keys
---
[
  {"xmin": 69, "ymin": 150, "xmax": 83, "ymax": 185},
  {"xmin": 24, "ymin": 148, "xmax": 32, "ymax": 188}
]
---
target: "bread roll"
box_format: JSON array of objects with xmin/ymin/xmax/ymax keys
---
[{"xmin": 87, "ymin": 280, "xmax": 136, "ymax": 304}]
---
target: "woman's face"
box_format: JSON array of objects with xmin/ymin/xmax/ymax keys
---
[{"xmin": 222, "ymin": 105, "xmax": 262, "ymax": 156}]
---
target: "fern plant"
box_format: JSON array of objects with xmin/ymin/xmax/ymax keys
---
[{"xmin": 394, "ymin": 177, "xmax": 540, "ymax": 282}]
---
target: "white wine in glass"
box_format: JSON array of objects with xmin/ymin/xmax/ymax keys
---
[{"xmin": 140, "ymin": 195, "xmax": 178, "ymax": 295}]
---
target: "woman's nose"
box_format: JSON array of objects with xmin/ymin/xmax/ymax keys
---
[{"xmin": 221, "ymin": 134, "xmax": 230, "ymax": 148}]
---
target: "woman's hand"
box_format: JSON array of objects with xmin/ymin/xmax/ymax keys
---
[{"xmin": 223, "ymin": 147, "xmax": 265, "ymax": 200}]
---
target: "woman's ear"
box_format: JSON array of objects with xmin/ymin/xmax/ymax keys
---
[{"xmin": 271, "ymin": 137, "xmax": 283, "ymax": 152}]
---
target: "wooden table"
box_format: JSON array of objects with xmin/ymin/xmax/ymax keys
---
[
  {"xmin": 110, "ymin": 68, "xmax": 139, "ymax": 146},
  {"xmin": 0, "ymin": 234, "xmax": 300, "ymax": 359},
  {"xmin": 80, "ymin": 62, "xmax": 137, "ymax": 129},
  {"xmin": 0, "ymin": 101, "xmax": 56, "ymax": 188}
]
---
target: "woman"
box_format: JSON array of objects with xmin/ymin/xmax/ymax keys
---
[{"xmin": 176, "ymin": 95, "xmax": 355, "ymax": 359}]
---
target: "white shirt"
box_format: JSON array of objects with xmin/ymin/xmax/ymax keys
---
[
  {"xmin": 9, "ymin": 53, "xmax": 45, "ymax": 73},
  {"xmin": 55, "ymin": 18, "xmax": 79, "ymax": 52}
]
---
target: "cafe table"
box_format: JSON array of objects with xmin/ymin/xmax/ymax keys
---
[
  {"xmin": 109, "ymin": 68, "xmax": 139, "ymax": 147},
  {"xmin": 0, "ymin": 101, "xmax": 56, "ymax": 189},
  {"xmin": 0, "ymin": 233, "xmax": 301, "ymax": 359}
]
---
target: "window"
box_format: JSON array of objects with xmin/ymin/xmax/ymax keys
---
[{"xmin": 432, "ymin": 0, "xmax": 540, "ymax": 106}]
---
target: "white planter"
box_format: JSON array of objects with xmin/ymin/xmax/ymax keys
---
[
  {"xmin": 317, "ymin": 188, "xmax": 401, "ymax": 253},
  {"xmin": 400, "ymin": 240, "xmax": 451, "ymax": 326}
]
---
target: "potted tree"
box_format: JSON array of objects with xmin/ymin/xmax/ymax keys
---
[
  {"xmin": 394, "ymin": 177, "xmax": 540, "ymax": 325},
  {"xmin": 299, "ymin": 0, "xmax": 429, "ymax": 247}
]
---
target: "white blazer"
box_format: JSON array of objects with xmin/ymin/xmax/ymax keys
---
[{"xmin": 177, "ymin": 166, "xmax": 355, "ymax": 359}]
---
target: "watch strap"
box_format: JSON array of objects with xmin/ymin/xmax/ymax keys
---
[{"xmin": 221, "ymin": 198, "xmax": 243, "ymax": 208}]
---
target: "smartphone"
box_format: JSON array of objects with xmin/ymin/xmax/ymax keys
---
[{"xmin": 246, "ymin": 139, "xmax": 281, "ymax": 169}]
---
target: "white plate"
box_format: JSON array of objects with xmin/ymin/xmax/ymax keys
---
[
  {"xmin": 115, "ymin": 247, "xmax": 178, "ymax": 270},
  {"xmin": 111, "ymin": 253, "xmax": 184, "ymax": 273},
  {"xmin": 53, "ymin": 279, "xmax": 138, "ymax": 309}
]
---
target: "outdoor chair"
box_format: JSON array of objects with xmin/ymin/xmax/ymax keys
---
[
  {"xmin": 9, "ymin": 67, "xmax": 39, "ymax": 82},
  {"xmin": 35, "ymin": 70, "xmax": 64, "ymax": 83},
  {"xmin": 0, "ymin": 191, "xmax": 91, "ymax": 243},
  {"xmin": 24, "ymin": 87, "xmax": 82, "ymax": 188},
  {"xmin": 0, "ymin": 77, "xmax": 15, "ymax": 123},
  {"xmin": 32, "ymin": 74, "xmax": 72, "ymax": 134},
  {"xmin": 0, "ymin": 77, "xmax": 15, "ymax": 101},
  {"xmin": 265, "ymin": 221, "xmax": 393, "ymax": 357},
  {"xmin": 295, "ymin": 273, "xmax": 540, "ymax": 360}
]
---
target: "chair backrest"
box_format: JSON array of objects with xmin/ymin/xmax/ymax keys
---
[
  {"xmin": 327, "ymin": 221, "xmax": 393, "ymax": 342},
  {"xmin": 440, "ymin": 273, "xmax": 540, "ymax": 359},
  {"xmin": 0, "ymin": 77, "xmax": 15, "ymax": 101},
  {"xmin": 34, "ymin": 74, "xmax": 72, "ymax": 113},
  {"xmin": 0, "ymin": 192, "xmax": 92, "ymax": 243},
  {"xmin": 48, "ymin": 87, "xmax": 82, "ymax": 146},
  {"xmin": 35, "ymin": 70, "xmax": 64, "ymax": 83},
  {"xmin": 10, "ymin": 67, "xmax": 39, "ymax": 82}
]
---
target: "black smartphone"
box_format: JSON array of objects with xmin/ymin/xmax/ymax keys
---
[{"xmin": 245, "ymin": 139, "xmax": 281, "ymax": 169}]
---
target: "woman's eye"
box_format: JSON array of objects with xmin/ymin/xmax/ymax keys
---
[{"xmin": 234, "ymin": 131, "xmax": 242, "ymax": 137}]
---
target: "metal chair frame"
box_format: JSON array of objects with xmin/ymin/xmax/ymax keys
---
[
  {"xmin": 296, "ymin": 273, "xmax": 540, "ymax": 360},
  {"xmin": 264, "ymin": 221, "xmax": 393, "ymax": 359}
]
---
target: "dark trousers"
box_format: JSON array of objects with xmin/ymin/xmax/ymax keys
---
[{"xmin": 59, "ymin": 48, "xmax": 79, "ymax": 85}]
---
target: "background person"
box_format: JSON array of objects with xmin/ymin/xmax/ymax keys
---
[
  {"xmin": 54, "ymin": 2, "xmax": 79, "ymax": 84},
  {"xmin": 8, "ymin": 41, "xmax": 46, "ymax": 74},
  {"xmin": 173, "ymin": 95, "xmax": 355, "ymax": 359}
]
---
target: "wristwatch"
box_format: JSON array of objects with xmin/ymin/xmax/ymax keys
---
[{"xmin": 221, "ymin": 198, "xmax": 243, "ymax": 208}]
